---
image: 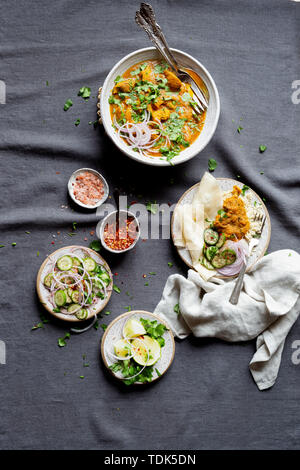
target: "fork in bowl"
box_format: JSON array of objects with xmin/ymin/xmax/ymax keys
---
[{"xmin": 135, "ymin": 2, "xmax": 209, "ymax": 114}]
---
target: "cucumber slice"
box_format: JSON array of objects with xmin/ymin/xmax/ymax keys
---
[
  {"xmin": 205, "ymin": 246, "xmax": 219, "ymax": 261},
  {"xmin": 71, "ymin": 290, "xmax": 80, "ymax": 303},
  {"xmin": 72, "ymin": 257, "xmax": 82, "ymax": 267},
  {"xmin": 54, "ymin": 289, "xmax": 67, "ymax": 307},
  {"xmin": 216, "ymin": 233, "xmax": 226, "ymax": 249},
  {"xmin": 75, "ymin": 308, "xmax": 88, "ymax": 320},
  {"xmin": 211, "ymin": 253, "xmax": 227, "ymax": 269},
  {"xmin": 57, "ymin": 255, "xmax": 73, "ymax": 271},
  {"xmin": 204, "ymin": 228, "xmax": 219, "ymax": 246},
  {"xmin": 98, "ymin": 272, "xmax": 111, "ymax": 286},
  {"xmin": 43, "ymin": 273, "xmax": 53, "ymax": 288},
  {"xmin": 83, "ymin": 257, "xmax": 97, "ymax": 272},
  {"xmin": 67, "ymin": 287, "xmax": 73, "ymax": 297},
  {"xmin": 221, "ymin": 249, "xmax": 237, "ymax": 266},
  {"xmin": 200, "ymin": 256, "xmax": 215, "ymax": 270},
  {"xmin": 67, "ymin": 303, "xmax": 81, "ymax": 314},
  {"xmin": 65, "ymin": 290, "xmax": 72, "ymax": 304}
]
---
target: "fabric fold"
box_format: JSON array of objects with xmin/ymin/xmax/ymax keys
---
[{"xmin": 154, "ymin": 250, "xmax": 300, "ymax": 390}]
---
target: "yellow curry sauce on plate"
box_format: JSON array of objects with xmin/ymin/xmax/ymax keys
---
[
  {"xmin": 214, "ymin": 186, "xmax": 250, "ymax": 240},
  {"xmin": 109, "ymin": 60, "xmax": 206, "ymax": 162}
]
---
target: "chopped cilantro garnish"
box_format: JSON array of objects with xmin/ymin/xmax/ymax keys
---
[
  {"xmin": 113, "ymin": 285, "xmax": 121, "ymax": 294},
  {"xmin": 241, "ymin": 185, "xmax": 249, "ymax": 196},
  {"xmin": 101, "ymin": 324, "xmax": 107, "ymax": 331},
  {"xmin": 146, "ymin": 201, "xmax": 158, "ymax": 215},
  {"xmin": 217, "ymin": 209, "xmax": 228, "ymax": 219},
  {"xmin": 89, "ymin": 240, "xmax": 101, "ymax": 252},
  {"xmin": 208, "ymin": 158, "xmax": 217, "ymax": 172},
  {"xmin": 74, "ymin": 119, "xmax": 80, "ymax": 126},
  {"xmin": 32, "ymin": 322, "xmax": 44, "ymax": 331},
  {"xmin": 168, "ymin": 262, "xmax": 173, "ymax": 268},
  {"xmin": 64, "ymin": 99, "xmax": 73, "ymax": 111},
  {"xmin": 237, "ymin": 126, "xmax": 243, "ymax": 133},
  {"xmin": 78, "ymin": 86, "xmax": 91, "ymax": 99},
  {"xmin": 58, "ymin": 332, "xmax": 70, "ymax": 348},
  {"xmin": 174, "ymin": 303, "xmax": 180, "ymax": 315},
  {"xmin": 259, "ymin": 145, "xmax": 267, "ymax": 153}
]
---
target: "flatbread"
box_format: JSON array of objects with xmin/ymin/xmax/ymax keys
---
[{"xmin": 173, "ymin": 172, "xmax": 223, "ymax": 280}]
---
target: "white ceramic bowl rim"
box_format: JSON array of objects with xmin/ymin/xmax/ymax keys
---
[
  {"xmin": 99, "ymin": 209, "xmax": 140, "ymax": 253},
  {"xmin": 101, "ymin": 47, "xmax": 220, "ymax": 167}
]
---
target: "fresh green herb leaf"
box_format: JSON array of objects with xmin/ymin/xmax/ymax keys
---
[
  {"xmin": 11, "ymin": 242, "xmax": 16, "ymax": 246},
  {"xmin": 208, "ymin": 158, "xmax": 217, "ymax": 172},
  {"xmin": 32, "ymin": 322, "xmax": 44, "ymax": 331},
  {"xmin": 53, "ymin": 307, "xmax": 61, "ymax": 313},
  {"xmin": 155, "ymin": 368, "xmax": 161, "ymax": 377},
  {"xmin": 74, "ymin": 118, "xmax": 80, "ymax": 126},
  {"xmin": 217, "ymin": 209, "xmax": 228, "ymax": 219},
  {"xmin": 78, "ymin": 86, "xmax": 91, "ymax": 99},
  {"xmin": 174, "ymin": 303, "xmax": 180, "ymax": 315},
  {"xmin": 101, "ymin": 324, "xmax": 107, "ymax": 331},
  {"xmin": 241, "ymin": 185, "xmax": 249, "ymax": 196},
  {"xmin": 259, "ymin": 145, "xmax": 267, "ymax": 153},
  {"xmin": 168, "ymin": 262, "xmax": 173, "ymax": 268},
  {"xmin": 58, "ymin": 332, "xmax": 70, "ymax": 348},
  {"xmin": 237, "ymin": 126, "xmax": 243, "ymax": 133},
  {"xmin": 146, "ymin": 201, "xmax": 158, "ymax": 214},
  {"xmin": 64, "ymin": 99, "xmax": 73, "ymax": 111},
  {"xmin": 89, "ymin": 240, "xmax": 101, "ymax": 252},
  {"xmin": 113, "ymin": 285, "xmax": 121, "ymax": 294}
]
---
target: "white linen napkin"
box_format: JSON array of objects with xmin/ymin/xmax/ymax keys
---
[{"xmin": 154, "ymin": 250, "xmax": 300, "ymax": 390}]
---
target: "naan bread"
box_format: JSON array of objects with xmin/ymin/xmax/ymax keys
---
[
  {"xmin": 193, "ymin": 171, "xmax": 223, "ymax": 221},
  {"xmin": 181, "ymin": 203, "xmax": 204, "ymax": 266},
  {"xmin": 173, "ymin": 205, "xmax": 185, "ymax": 248},
  {"xmin": 173, "ymin": 172, "xmax": 222, "ymax": 280}
]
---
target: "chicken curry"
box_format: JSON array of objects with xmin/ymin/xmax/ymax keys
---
[{"xmin": 109, "ymin": 60, "xmax": 206, "ymax": 161}]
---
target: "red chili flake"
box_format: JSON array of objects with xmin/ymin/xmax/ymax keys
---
[
  {"xmin": 84, "ymin": 237, "xmax": 88, "ymax": 241},
  {"xmin": 90, "ymin": 230, "xmax": 95, "ymax": 236},
  {"xmin": 51, "ymin": 241, "xmax": 55, "ymax": 245},
  {"xmin": 104, "ymin": 217, "xmax": 137, "ymax": 251},
  {"xmin": 57, "ymin": 231, "xmax": 60, "ymax": 235},
  {"xmin": 114, "ymin": 272, "xmax": 118, "ymax": 276},
  {"xmin": 56, "ymin": 172, "xmax": 60, "ymax": 175},
  {"xmin": 131, "ymin": 201, "xmax": 138, "ymax": 205},
  {"xmin": 142, "ymin": 239, "xmax": 147, "ymax": 242},
  {"xmin": 142, "ymin": 274, "xmax": 146, "ymax": 278}
]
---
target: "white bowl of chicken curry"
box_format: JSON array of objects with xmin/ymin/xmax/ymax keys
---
[{"xmin": 101, "ymin": 47, "xmax": 220, "ymax": 166}]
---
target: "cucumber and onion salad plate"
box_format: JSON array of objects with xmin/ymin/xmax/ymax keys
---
[
  {"xmin": 37, "ymin": 246, "xmax": 113, "ymax": 322},
  {"xmin": 101, "ymin": 311, "xmax": 175, "ymax": 385}
]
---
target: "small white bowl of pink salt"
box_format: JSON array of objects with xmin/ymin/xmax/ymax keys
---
[{"xmin": 68, "ymin": 168, "xmax": 109, "ymax": 209}]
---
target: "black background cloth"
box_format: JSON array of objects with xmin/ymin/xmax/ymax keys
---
[{"xmin": 0, "ymin": 0, "xmax": 299, "ymax": 450}]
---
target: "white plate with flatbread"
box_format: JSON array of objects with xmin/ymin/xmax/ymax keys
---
[{"xmin": 171, "ymin": 177, "xmax": 271, "ymax": 277}]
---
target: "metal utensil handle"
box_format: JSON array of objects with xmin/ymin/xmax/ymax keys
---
[
  {"xmin": 139, "ymin": 3, "xmax": 179, "ymax": 72},
  {"xmin": 229, "ymin": 260, "xmax": 248, "ymax": 305}
]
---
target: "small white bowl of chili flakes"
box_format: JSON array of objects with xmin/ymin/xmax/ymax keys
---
[
  {"xmin": 99, "ymin": 210, "xmax": 140, "ymax": 253},
  {"xmin": 68, "ymin": 168, "xmax": 109, "ymax": 209}
]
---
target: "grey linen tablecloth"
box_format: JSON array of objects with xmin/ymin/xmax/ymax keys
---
[{"xmin": 0, "ymin": 0, "xmax": 299, "ymax": 450}]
